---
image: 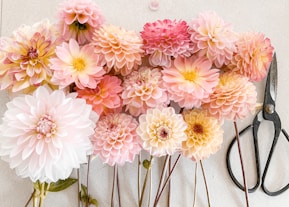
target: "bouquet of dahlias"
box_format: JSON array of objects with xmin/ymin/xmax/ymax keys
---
[{"xmin": 0, "ymin": 0, "xmax": 274, "ymax": 206}]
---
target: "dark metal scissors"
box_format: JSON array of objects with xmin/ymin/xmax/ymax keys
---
[{"xmin": 226, "ymin": 53, "xmax": 289, "ymax": 196}]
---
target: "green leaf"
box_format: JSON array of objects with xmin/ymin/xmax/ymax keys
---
[
  {"xmin": 80, "ymin": 184, "xmax": 98, "ymax": 207},
  {"xmin": 47, "ymin": 178, "xmax": 78, "ymax": 192}
]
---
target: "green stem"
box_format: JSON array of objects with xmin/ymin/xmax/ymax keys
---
[
  {"xmin": 24, "ymin": 189, "xmax": 35, "ymax": 207},
  {"xmin": 139, "ymin": 156, "xmax": 153, "ymax": 207},
  {"xmin": 86, "ymin": 155, "xmax": 91, "ymax": 207},
  {"xmin": 38, "ymin": 182, "xmax": 45, "ymax": 207}
]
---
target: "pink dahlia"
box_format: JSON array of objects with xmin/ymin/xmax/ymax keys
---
[
  {"xmin": 141, "ymin": 19, "xmax": 193, "ymax": 68},
  {"xmin": 189, "ymin": 11, "xmax": 237, "ymax": 68},
  {"xmin": 75, "ymin": 75, "xmax": 123, "ymax": 116},
  {"xmin": 228, "ymin": 32, "xmax": 274, "ymax": 82},
  {"xmin": 50, "ymin": 39, "xmax": 105, "ymax": 89},
  {"xmin": 202, "ymin": 72, "xmax": 257, "ymax": 121},
  {"xmin": 0, "ymin": 86, "xmax": 96, "ymax": 182},
  {"xmin": 91, "ymin": 113, "xmax": 141, "ymax": 166},
  {"xmin": 58, "ymin": 0, "xmax": 105, "ymax": 45},
  {"xmin": 122, "ymin": 66, "xmax": 169, "ymax": 116},
  {"xmin": 182, "ymin": 109, "xmax": 223, "ymax": 161},
  {"xmin": 0, "ymin": 19, "xmax": 60, "ymax": 93},
  {"xmin": 92, "ymin": 24, "xmax": 143, "ymax": 76},
  {"xmin": 137, "ymin": 107, "xmax": 187, "ymax": 157},
  {"xmin": 162, "ymin": 56, "xmax": 219, "ymax": 108}
]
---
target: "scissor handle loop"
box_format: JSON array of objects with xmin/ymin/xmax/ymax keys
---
[
  {"xmin": 226, "ymin": 119, "xmax": 261, "ymax": 193},
  {"xmin": 261, "ymin": 115, "xmax": 289, "ymax": 196}
]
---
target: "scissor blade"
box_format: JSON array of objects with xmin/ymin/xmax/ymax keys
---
[{"xmin": 267, "ymin": 52, "xmax": 278, "ymax": 102}]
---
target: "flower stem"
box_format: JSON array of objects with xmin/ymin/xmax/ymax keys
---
[
  {"xmin": 139, "ymin": 156, "xmax": 153, "ymax": 207},
  {"xmin": 77, "ymin": 169, "xmax": 81, "ymax": 207},
  {"xmin": 168, "ymin": 156, "xmax": 172, "ymax": 207},
  {"xmin": 86, "ymin": 155, "xmax": 91, "ymax": 207},
  {"xmin": 24, "ymin": 189, "xmax": 35, "ymax": 207},
  {"xmin": 153, "ymin": 155, "xmax": 169, "ymax": 203},
  {"xmin": 38, "ymin": 182, "xmax": 45, "ymax": 207},
  {"xmin": 116, "ymin": 166, "xmax": 121, "ymax": 207},
  {"xmin": 200, "ymin": 161, "xmax": 211, "ymax": 207},
  {"xmin": 153, "ymin": 154, "xmax": 181, "ymax": 207},
  {"xmin": 234, "ymin": 121, "xmax": 250, "ymax": 207},
  {"xmin": 138, "ymin": 154, "xmax": 141, "ymax": 202},
  {"xmin": 193, "ymin": 162, "xmax": 198, "ymax": 207}
]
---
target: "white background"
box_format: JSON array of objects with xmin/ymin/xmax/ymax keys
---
[{"xmin": 1, "ymin": 0, "xmax": 289, "ymax": 206}]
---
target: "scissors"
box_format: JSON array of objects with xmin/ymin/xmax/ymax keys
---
[{"xmin": 226, "ymin": 53, "xmax": 289, "ymax": 196}]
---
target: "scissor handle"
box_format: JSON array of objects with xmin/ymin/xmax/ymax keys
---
[
  {"xmin": 261, "ymin": 112, "xmax": 289, "ymax": 196},
  {"xmin": 226, "ymin": 115, "xmax": 262, "ymax": 193}
]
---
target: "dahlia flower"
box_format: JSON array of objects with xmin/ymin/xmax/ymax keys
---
[
  {"xmin": 141, "ymin": 19, "xmax": 193, "ymax": 68},
  {"xmin": 0, "ymin": 86, "xmax": 96, "ymax": 183},
  {"xmin": 202, "ymin": 72, "xmax": 257, "ymax": 121},
  {"xmin": 122, "ymin": 66, "xmax": 169, "ymax": 116},
  {"xmin": 182, "ymin": 109, "xmax": 223, "ymax": 161},
  {"xmin": 0, "ymin": 19, "xmax": 60, "ymax": 93},
  {"xmin": 50, "ymin": 39, "xmax": 105, "ymax": 89},
  {"xmin": 162, "ymin": 56, "xmax": 219, "ymax": 108},
  {"xmin": 75, "ymin": 75, "xmax": 123, "ymax": 116},
  {"xmin": 228, "ymin": 32, "xmax": 274, "ymax": 82},
  {"xmin": 91, "ymin": 113, "xmax": 141, "ymax": 166},
  {"xmin": 137, "ymin": 107, "xmax": 187, "ymax": 157},
  {"xmin": 58, "ymin": 0, "xmax": 105, "ymax": 45},
  {"xmin": 92, "ymin": 24, "xmax": 143, "ymax": 76},
  {"xmin": 189, "ymin": 11, "xmax": 237, "ymax": 68}
]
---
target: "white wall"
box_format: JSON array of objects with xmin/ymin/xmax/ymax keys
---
[{"xmin": 1, "ymin": 0, "xmax": 289, "ymax": 206}]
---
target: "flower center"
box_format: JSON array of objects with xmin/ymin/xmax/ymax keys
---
[
  {"xmin": 73, "ymin": 58, "xmax": 86, "ymax": 71},
  {"xmin": 157, "ymin": 126, "xmax": 170, "ymax": 140},
  {"xmin": 36, "ymin": 114, "xmax": 56, "ymax": 139},
  {"xmin": 27, "ymin": 47, "xmax": 39, "ymax": 59},
  {"xmin": 183, "ymin": 71, "xmax": 197, "ymax": 82},
  {"xmin": 193, "ymin": 123, "xmax": 204, "ymax": 134},
  {"xmin": 73, "ymin": 21, "xmax": 87, "ymax": 30}
]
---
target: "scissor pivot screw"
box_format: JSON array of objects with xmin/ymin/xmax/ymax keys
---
[{"xmin": 265, "ymin": 104, "xmax": 274, "ymax": 114}]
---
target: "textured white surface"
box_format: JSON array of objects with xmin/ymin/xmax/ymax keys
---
[{"xmin": 1, "ymin": 0, "xmax": 289, "ymax": 206}]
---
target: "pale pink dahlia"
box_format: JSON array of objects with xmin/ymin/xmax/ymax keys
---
[
  {"xmin": 0, "ymin": 86, "xmax": 96, "ymax": 182},
  {"xmin": 162, "ymin": 56, "xmax": 219, "ymax": 108},
  {"xmin": 92, "ymin": 25, "xmax": 143, "ymax": 76},
  {"xmin": 189, "ymin": 11, "xmax": 237, "ymax": 68},
  {"xmin": 75, "ymin": 75, "xmax": 123, "ymax": 116},
  {"xmin": 0, "ymin": 19, "xmax": 60, "ymax": 93},
  {"xmin": 141, "ymin": 19, "xmax": 193, "ymax": 68},
  {"xmin": 202, "ymin": 72, "xmax": 257, "ymax": 121},
  {"xmin": 91, "ymin": 113, "xmax": 141, "ymax": 166},
  {"xmin": 58, "ymin": 0, "xmax": 105, "ymax": 45},
  {"xmin": 50, "ymin": 39, "xmax": 105, "ymax": 89},
  {"xmin": 228, "ymin": 32, "xmax": 274, "ymax": 82},
  {"xmin": 137, "ymin": 107, "xmax": 187, "ymax": 157},
  {"xmin": 182, "ymin": 109, "xmax": 223, "ymax": 161},
  {"xmin": 122, "ymin": 66, "xmax": 169, "ymax": 116}
]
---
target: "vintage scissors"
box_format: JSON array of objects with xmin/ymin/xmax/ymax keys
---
[{"xmin": 226, "ymin": 53, "xmax": 289, "ymax": 196}]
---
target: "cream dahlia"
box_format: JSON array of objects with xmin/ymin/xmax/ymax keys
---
[
  {"xmin": 50, "ymin": 39, "xmax": 105, "ymax": 89},
  {"xmin": 189, "ymin": 11, "xmax": 237, "ymax": 68},
  {"xmin": 57, "ymin": 0, "xmax": 105, "ymax": 45},
  {"xmin": 0, "ymin": 86, "xmax": 96, "ymax": 183},
  {"xmin": 141, "ymin": 19, "xmax": 193, "ymax": 68},
  {"xmin": 228, "ymin": 32, "xmax": 274, "ymax": 82},
  {"xmin": 122, "ymin": 66, "xmax": 169, "ymax": 116},
  {"xmin": 202, "ymin": 72, "xmax": 257, "ymax": 121},
  {"xmin": 137, "ymin": 107, "xmax": 187, "ymax": 157},
  {"xmin": 91, "ymin": 113, "xmax": 141, "ymax": 166},
  {"xmin": 92, "ymin": 24, "xmax": 143, "ymax": 76},
  {"xmin": 182, "ymin": 109, "xmax": 223, "ymax": 161},
  {"xmin": 75, "ymin": 75, "xmax": 123, "ymax": 116},
  {"xmin": 0, "ymin": 19, "xmax": 60, "ymax": 93},
  {"xmin": 162, "ymin": 56, "xmax": 219, "ymax": 108}
]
